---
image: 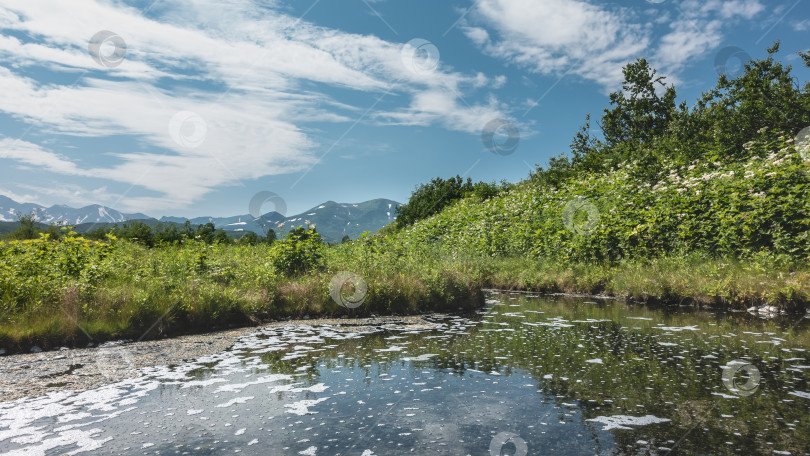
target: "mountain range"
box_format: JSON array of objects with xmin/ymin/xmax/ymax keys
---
[{"xmin": 0, "ymin": 195, "xmax": 401, "ymax": 242}]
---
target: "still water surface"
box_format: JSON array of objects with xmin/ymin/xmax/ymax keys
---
[{"xmin": 1, "ymin": 291, "xmax": 808, "ymax": 455}]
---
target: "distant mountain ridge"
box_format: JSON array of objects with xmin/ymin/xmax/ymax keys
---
[
  {"xmin": 0, "ymin": 195, "xmax": 401, "ymax": 242},
  {"xmin": 157, "ymin": 199, "xmax": 401, "ymax": 241},
  {"xmin": 0, "ymin": 195, "xmax": 149, "ymax": 225}
]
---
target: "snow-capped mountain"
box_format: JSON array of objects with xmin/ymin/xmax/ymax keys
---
[
  {"xmin": 0, "ymin": 195, "xmax": 401, "ymax": 242},
  {"xmin": 0, "ymin": 195, "xmax": 149, "ymax": 225}
]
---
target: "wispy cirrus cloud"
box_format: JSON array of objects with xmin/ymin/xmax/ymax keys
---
[{"xmin": 461, "ymin": 0, "xmax": 766, "ymax": 91}]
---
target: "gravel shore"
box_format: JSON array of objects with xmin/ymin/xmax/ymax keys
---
[{"xmin": 0, "ymin": 315, "xmax": 441, "ymax": 402}]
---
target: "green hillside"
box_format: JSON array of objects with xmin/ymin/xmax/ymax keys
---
[
  {"xmin": 388, "ymin": 138, "xmax": 808, "ymax": 262},
  {"xmin": 381, "ymin": 43, "xmax": 810, "ymax": 264}
]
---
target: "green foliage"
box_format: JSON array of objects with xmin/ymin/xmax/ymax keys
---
[
  {"xmin": 696, "ymin": 42, "xmax": 810, "ymax": 161},
  {"xmin": 8, "ymin": 212, "xmax": 40, "ymax": 240},
  {"xmin": 551, "ymin": 42, "xmax": 810, "ymax": 181},
  {"xmin": 269, "ymin": 226, "xmax": 324, "ymax": 276},
  {"xmin": 239, "ymin": 231, "xmax": 260, "ymax": 245},
  {"xmin": 396, "ymin": 175, "xmax": 474, "ymax": 227},
  {"xmin": 396, "ymin": 176, "xmax": 510, "ymax": 227},
  {"xmin": 601, "ymin": 58, "xmax": 677, "ymax": 148}
]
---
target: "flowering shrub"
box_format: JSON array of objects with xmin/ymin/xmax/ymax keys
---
[{"xmin": 392, "ymin": 133, "xmax": 809, "ymax": 264}]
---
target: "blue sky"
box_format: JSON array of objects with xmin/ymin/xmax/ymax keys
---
[{"xmin": 0, "ymin": 0, "xmax": 808, "ymax": 218}]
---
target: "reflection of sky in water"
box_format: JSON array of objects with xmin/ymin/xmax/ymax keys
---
[{"xmin": 1, "ymin": 291, "xmax": 808, "ymax": 455}]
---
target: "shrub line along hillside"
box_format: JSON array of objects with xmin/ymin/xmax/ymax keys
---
[{"xmin": 1, "ymin": 43, "xmax": 809, "ymax": 352}]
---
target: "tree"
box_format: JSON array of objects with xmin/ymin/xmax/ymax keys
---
[
  {"xmin": 213, "ymin": 229, "xmax": 231, "ymax": 244},
  {"xmin": 44, "ymin": 222, "xmax": 66, "ymax": 241},
  {"xmin": 117, "ymin": 221, "xmax": 155, "ymax": 246},
  {"xmin": 239, "ymin": 231, "xmax": 259, "ymax": 245},
  {"xmin": 153, "ymin": 223, "xmax": 181, "ymax": 244},
  {"xmin": 341, "ymin": 235, "xmax": 351, "ymax": 244},
  {"xmin": 396, "ymin": 175, "xmax": 474, "ymax": 227},
  {"xmin": 800, "ymin": 49, "xmax": 810, "ymax": 68},
  {"xmin": 601, "ymin": 58, "xmax": 677, "ymax": 148},
  {"xmin": 194, "ymin": 223, "xmax": 217, "ymax": 243},
  {"xmin": 697, "ymin": 42, "xmax": 810, "ymax": 160},
  {"xmin": 12, "ymin": 212, "xmax": 39, "ymax": 240},
  {"xmin": 266, "ymin": 228, "xmax": 276, "ymax": 244}
]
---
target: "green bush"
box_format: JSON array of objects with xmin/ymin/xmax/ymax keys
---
[{"xmin": 269, "ymin": 226, "xmax": 324, "ymax": 276}]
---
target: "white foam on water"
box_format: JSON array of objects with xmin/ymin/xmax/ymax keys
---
[
  {"xmin": 654, "ymin": 325, "xmax": 699, "ymax": 332},
  {"xmin": 285, "ymin": 398, "xmax": 330, "ymax": 416},
  {"xmin": 788, "ymin": 391, "xmax": 810, "ymax": 399},
  {"xmin": 216, "ymin": 397, "xmax": 255, "ymax": 408},
  {"xmin": 402, "ymin": 354, "xmax": 439, "ymax": 362},
  {"xmin": 586, "ymin": 414, "xmax": 671, "ymax": 431}
]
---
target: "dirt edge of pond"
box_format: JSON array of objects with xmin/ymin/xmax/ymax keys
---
[{"xmin": 0, "ymin": 314, "xmax": 444, "ymax": 403}]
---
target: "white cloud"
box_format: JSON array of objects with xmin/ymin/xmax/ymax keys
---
[
  {"xmin": 791, "ymin": 18, "xmax": 810, "ymax": 31},
  {"xmin": 14, "ymin": 182, "xmax": 120, "ymax": 210},
  {"xmin": 654, "ymin": 19, "xmax": 724, "ymax": 73},
  {"xmin": 376, "ymin": 89, "xmax": 507, "ymax": 135},
  {"xmin": 0, "ymin": 186, "xmax": 45, "ymax": 206},
  {"xmin": 464, "ymin": 0, "xmax": 765, "ymax": 91},
  {"xmin": 463, "ymin": 0, "xmax": 650, "ymax": 90},
  {"xmin": 654, "ymin": 0, "xmax": 764, "ymax": 74},
  {"xmin": 0, "ymin": 0, "xmax": 508, "ymax": 213},
  {"xmin": 0, "ymin": 138, "xmax": 84, "ymax": 175}
]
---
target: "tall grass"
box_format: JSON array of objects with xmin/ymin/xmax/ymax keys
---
[{"xmin": 0, "ymin": 231, "xmax": 807, "ymax": 352}]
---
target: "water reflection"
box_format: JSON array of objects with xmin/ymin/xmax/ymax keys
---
[{"xmin": 0, "ymin": 291, "xmax": 808, "ymax": 455}]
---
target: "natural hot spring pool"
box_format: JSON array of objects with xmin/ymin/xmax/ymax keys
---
[{"xmin": 1, "ymin": 290, "xmax": 808, "ymax": 455}]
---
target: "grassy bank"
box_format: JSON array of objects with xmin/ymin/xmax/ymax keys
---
[{"xmin": 0, "ymin": 229, "xmax": 807, "ymax": 353}]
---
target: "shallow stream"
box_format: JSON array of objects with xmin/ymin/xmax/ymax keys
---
[{"xmin": 1, "ymin": 291, "xmax": 808, "ymax": 455}]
